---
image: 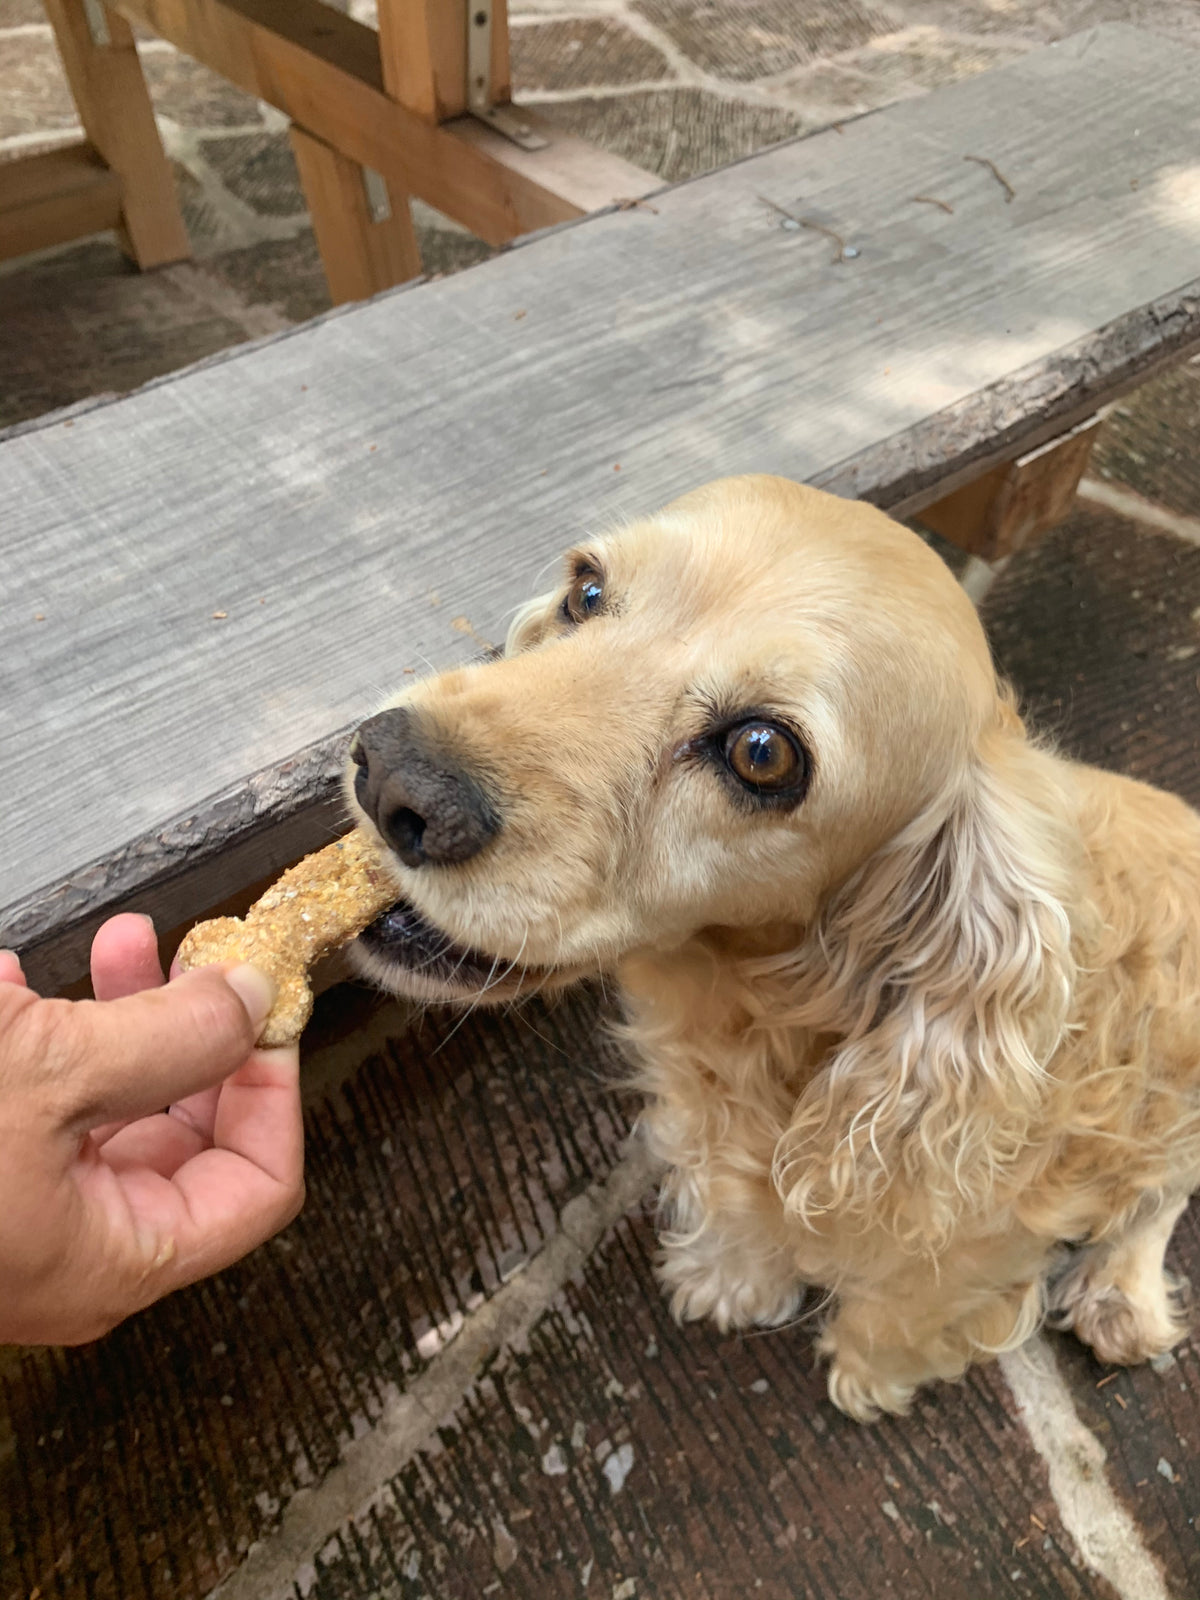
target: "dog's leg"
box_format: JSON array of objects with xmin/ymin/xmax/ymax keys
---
[
  {"xmin": 1048, "ymin": 1195, "xmax": 1191, "ymax": 1366},
  {"xmin": 820, "ymin": 1274, "xmax": 1043, "ymax": 1422},
  {"xmin": 656, "ymin": 1169, "xmax": 806, "ymax": 1334}
]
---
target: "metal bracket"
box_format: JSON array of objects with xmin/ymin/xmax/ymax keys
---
[
  {"xmin": 475, "ymin": 104, "xmax": 548, "ymax": 151},
  {"xmin": 361, "ymin": 167, "xmax": 392, "ymax": 224},
  {"xmin": 466, "ymin": 0, "xmax": 492, "ymax": 116},
  {"xmin": 81, "ymin": 0, "xmax": 112, "ymax": 47},
  {"xmin": 466, "ymin": 0, "xmax": 548, "ymax": 150}
]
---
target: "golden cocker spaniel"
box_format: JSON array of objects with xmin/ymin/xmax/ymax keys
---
[{"xmin": 347, "ymin": 475, "xmax": 1200, "ymax": 1420}]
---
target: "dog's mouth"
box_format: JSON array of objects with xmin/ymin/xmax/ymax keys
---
[{"xmin": 357, "ymin": 898, "xmax": 537, "ymax": 994}]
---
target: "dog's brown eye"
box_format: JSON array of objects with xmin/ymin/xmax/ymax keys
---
[
  {"xmin": 564, "ymin": 569, "xmax": 604, "ymax": 624},
  {"xmin": 724, "ymin": 722, "xmax": 802, "ymax": 791}
]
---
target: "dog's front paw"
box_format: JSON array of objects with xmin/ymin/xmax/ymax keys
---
[
  {"xmin": 822, "ymin": 1346, "xmax": 917, "ymax": 1424},
  {"xmin": 1050, "ymin": 1256, "xmax": 1190, "ymax": 1367},
  {"xmin": 658, "ymin": 1240, "xmax": 803, "ymax": 1334}
]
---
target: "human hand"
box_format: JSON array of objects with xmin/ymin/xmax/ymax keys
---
[{"xmin": 0, "ymin": 916, "xmax": 304, "ymax": 1344}]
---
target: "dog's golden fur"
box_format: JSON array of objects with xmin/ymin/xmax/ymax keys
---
[{"xmin": 351, "ymin": 475, "xmax": 1200, "ymax": 1420}]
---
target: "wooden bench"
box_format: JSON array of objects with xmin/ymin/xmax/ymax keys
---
[{"xmin": 4, "ymin": 22, "xmax": 1199, "ymax": 995}]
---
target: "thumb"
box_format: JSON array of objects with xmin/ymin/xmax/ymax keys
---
[{"xmin": 44, "ymin": 964, "xmax": 278, "ymax": 1129}]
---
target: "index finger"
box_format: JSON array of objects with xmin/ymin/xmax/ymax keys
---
[
  {"xmin": 30, "ymin": 965, "xmax": 277, "ymax": 1129},
  {"xmin": 0, "ymin": 950, "xmax": 26, "ymax": 987}
]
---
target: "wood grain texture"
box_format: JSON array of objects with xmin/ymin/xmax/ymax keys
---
[
  {"xmin": 921, "ymin": 414, "xmax": 1102, "ymax": 561},
  {"xmin": 4, "ymin": 24, "xmax": 1200, "ymax": 989},
  {"xmin": 0, "ymin": 140, "xmax": 122, "ymax": 261},
  {"xmin": 289, "ymin": 124, "xmax": 422, "ymax": 304}
]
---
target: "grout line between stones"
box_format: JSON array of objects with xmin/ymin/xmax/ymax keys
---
[
  {"xmin": 1000, "ymin": 1337, "xmax": 1177, "ymax": 1600},
  {"xmin": 207, "ymin": 1136, "xmax": 664, "ymax": 1600},
  {"xmin": 1077, "ymin": 478, "xmax": 1200, "ymax": 550}
]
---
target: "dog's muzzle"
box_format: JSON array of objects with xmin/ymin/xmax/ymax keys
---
[{"xmin": 351, "ymin": 707, "xmax": 499, "ymax": 869}]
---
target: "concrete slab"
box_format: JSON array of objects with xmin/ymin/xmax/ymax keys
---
[
  {"xmin": 292, "ymin": 1206, "xmax": 1125, "ymax": 1600},
  {"xmin": 0, "ymin": 242, "xmax": 257, "ymax": 426},
  {"xmin": 201, "ymin": 132, "xmax": 307, "ymax": 219},
  {"xmin": 632, "ymin": 0, "xmax": 892, "ymax": 81},
  {"xmin": 0, "ymin": 32, "xmax": 78, "ymax": 140},
  {"xmin": 1092, "ymin": 359, "xmax": 1200, "ymax": 523},
  {"xmin": 0, "ymin": 0, "xmax": 44, "ymax": 24},
  {"xmin": 0, "ymin": 987, "xmax": 635, "ymax": 1600},
  {"xmin": 140, "ymin": 45, "xmax": 266, "ymax": 129},
  {"xmin": 512, "ymin": 17, "xmax": 672, "ymax": 91},
  {"xmin": 537, "ymin": 88, "xmax": 805, "ymax": 181},
  {"xmin": 982, "ymin": 507, "xmax": 1200, "ymax": 809}
]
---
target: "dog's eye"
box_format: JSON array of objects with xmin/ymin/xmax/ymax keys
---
[
  {"xmin": 724, "ymin": 722, "xmax": 803, "ymax": 792},
  {"xmin": 563, "ymin": 569, "xmax": 604, "ymax": 624}
]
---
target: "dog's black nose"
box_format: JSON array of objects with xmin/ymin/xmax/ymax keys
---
[{"xmin": 351, "ymin": 707, "xmax": 499, "ymax": 868}]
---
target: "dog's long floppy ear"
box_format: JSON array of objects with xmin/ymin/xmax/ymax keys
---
[
  {"xmin": 505, "ymin": 592, "xmax": 556, "ymax": 655},
  {"xmin": 772, "ymin": 699, "xmax": 1077, "ymax": 1254}
]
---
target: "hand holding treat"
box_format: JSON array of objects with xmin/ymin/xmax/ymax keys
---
[{"xmin": 176, "ymin": 828, "xmax": 394, "ymax": 1046}]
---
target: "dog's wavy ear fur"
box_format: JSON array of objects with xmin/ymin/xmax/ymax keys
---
[
  {"xmin": 505, "ymin": 593, "xmax": 556, "ymax": 655},
  {"xmin": 771, "ymin": 699, "xmax": 1078, "ymax": 1254}
]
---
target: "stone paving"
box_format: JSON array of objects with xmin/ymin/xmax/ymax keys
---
[{"xmin": 3, "ymin": 5, "xmax": 1200, "ymax": 1600}]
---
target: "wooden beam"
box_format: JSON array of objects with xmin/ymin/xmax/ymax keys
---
[
  {"xmin": 920, "ymin": 414, "xmax": 1103, "ymax": 560},
  {"xmin": 110, "ymin": 0, "xmax": 657, "ymax": 245},
  {"xmin": 0, "ymin": 140, "xmax": 122, "ymax": 261},
  {"xmin": 289, "ymin": 124, "xmax": 422, "ymax": 304},
  {"xmin": 41, "ymin": 0, "xmax": 189, "ymax": 268}
]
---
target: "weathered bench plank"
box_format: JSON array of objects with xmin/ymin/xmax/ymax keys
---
[{"xmin": 3, "ymin": 22, "xmax": 1200, "ymax": 990}]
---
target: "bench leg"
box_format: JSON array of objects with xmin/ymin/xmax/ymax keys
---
[
  {"xmin": 42, "ymin": 0, "xmax": 189, "ymax": 269},
  {"xmin": 920, "ymin": 414, "xmax": 1103, "ymax": 562},
  {"xmin": 289, "ymin": 125, "xmax": 422, "ymax": 306}
]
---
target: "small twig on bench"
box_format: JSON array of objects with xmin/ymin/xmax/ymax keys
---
[
  {"xmin": 911, "ymin": 194, "xmax": 954, "ymax": 214},
  {"xmin": 756, "ymin": 195, "xmax": 858, "ymax": 262},
  {"xmin": 614, "ymin": 196, "xmax": 660, "ymax": 214},
  {"xmin": 963, "ymin": 154, "xmax": 1016, "ymax": 203}
]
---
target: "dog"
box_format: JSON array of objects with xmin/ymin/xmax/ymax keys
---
[{"xmin": 345, "ymin": 474, "xmax": 1200, "ymax": 1421}]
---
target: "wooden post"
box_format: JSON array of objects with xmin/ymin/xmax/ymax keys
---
[
  {"xmin": 289, "ymin": 124, "xmax": 421, "ymax": 305},
  {"xmin": 41, "ymin": 0, "xmax": 189, "ymax": 269},
  {"xmin": 289, "ymin": 0, "xmax": 463, "ymax": 300},
  {"xmin": 375, "ymin": 0, "xmax": 510, "ymax": 121},
  {"xmin": 291, "ymin": 0, "xmax": 514, "ymax": 301},
  {"xmin": 919, "ymin": 414, "xmax": 1103, "ymax": 561}
]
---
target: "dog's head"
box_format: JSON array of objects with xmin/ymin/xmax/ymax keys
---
[{"xmin": 347, "ymin": 475, "xmax": 1011, "ymax": 1003}]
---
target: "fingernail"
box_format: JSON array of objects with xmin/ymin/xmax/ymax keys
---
[
  {"xmin": 135, "ymin": 913, "xmax": 156, "ymax": 933},
  {"xmin": 225, "ymin": 963, "xmax": 278, "ymax": 1029}
]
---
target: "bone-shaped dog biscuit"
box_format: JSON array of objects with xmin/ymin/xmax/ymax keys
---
[{"xmin": 176, "ymin": 828, "xmax": 394, "ymax": 1047}]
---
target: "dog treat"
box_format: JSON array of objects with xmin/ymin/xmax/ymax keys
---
[{"xmin": 176, "ymin": 828, "xmax": 394, "ymax": 1047}]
